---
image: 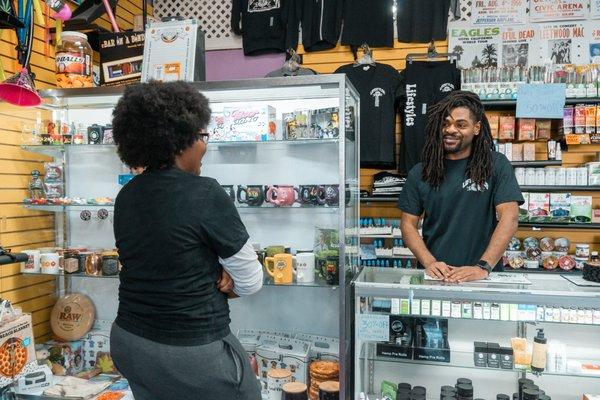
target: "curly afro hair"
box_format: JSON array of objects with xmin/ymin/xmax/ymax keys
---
[{"xmin": 112, "ymin": 81, "xmax": 211, "ymax": 170}]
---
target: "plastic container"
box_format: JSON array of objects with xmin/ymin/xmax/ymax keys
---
[{"xmin": 56, "ymin": 31, "xmax": 93, "ymax": 88}]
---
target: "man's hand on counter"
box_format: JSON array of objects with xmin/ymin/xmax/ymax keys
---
[
  {"xmin": 425, "ymin": 261, "xmax": 453, "ymax": 279},
  {"xmin": 444, "ymin": 266, "xmax": 489, "ymax": 283}
]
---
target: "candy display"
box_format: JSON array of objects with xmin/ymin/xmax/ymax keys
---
[{"xmin": 503, "ymin": 236, "xmax": 595, "ymax": 271}]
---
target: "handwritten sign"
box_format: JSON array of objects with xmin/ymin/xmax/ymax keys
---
[
  {"xmin": 357, "ymin": 314, "xmax": 389, "ymax": 342},
  {"xmin": 516, "ymin": 84, "xmax": 566, "ymax": 119}
]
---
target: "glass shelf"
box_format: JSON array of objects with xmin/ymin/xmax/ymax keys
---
[
  {"xmin": 360, "ymin": 347, "xmax": 600, "ymax": 379},
  {"xmin": 24, "ymin": 204, "xmax": 115, "ymax": 212},
  {"xmin": 511, "ymin": 160, "xmax": 562, "ymax": 167},
  {"xmin": 22, "ymin": 272, "xmax": 118, "ymax": 279},
  {"xmin": 22, "ymin": 144, "xmax": 117, "ymax": 156}
]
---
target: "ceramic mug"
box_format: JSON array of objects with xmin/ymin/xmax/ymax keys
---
[
  {"xmin": 299, "ymin": 185, "xmax": 326, "ymax": 206},
  {"xmin": 324, "ymin": 256, "xmax": 339, "ymax": 285},
  {"xmin": 237, "ymin": 185, "xmax": 265, "ymax": 207},
  {"xmin": 265, "ymin": 185, "xmax": 299, "ymax": 207},
  {"xmin": 21, "ymin": 250, "xmax": 41, "ymax": 273},
  {"xmin": 40, "ymin": 252, "xmax": 60, "ymax": 275},
  {"xmin": 295, "ymin": 252, "xmax": 315, "ymax": 284},
  {"xmin": 267, "ymin": 368, "xmax": 293, "ymax": 400},
  {"xmin": 322, "ymin": 185, "xmax": 339, "ymax": 206},
  {"xmin": 221, "ymin": 185, "xmax": 236, "ymax": 202},
  {"xmin": 264, "ymin": 253, "xmax": 296, "ymax": 284}
]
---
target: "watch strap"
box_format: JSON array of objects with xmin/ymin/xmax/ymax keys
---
[{"xmin": 477, "ymin": 259, "xmax": 492, "ymax": 273}]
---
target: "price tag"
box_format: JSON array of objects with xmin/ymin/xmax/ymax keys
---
[
  {"xmin": 516, "ymin": 84, "xmax": 566, "ymax": 119},
  {"xmin": 357, "ymin": 314, "xmax": 389, "ymax": 341}
]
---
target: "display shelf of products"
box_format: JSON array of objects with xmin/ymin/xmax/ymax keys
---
[
  {"xmin": 360, "ymin": 234, "xmax": 403, "ymax": 239},
  {"xmin": 504, "ymin": 268, "xmax": 583, "ymax": 275},
  {"xmin": 519, "ymin": 222, "xmax": 600, "ymax": 230},
  {"xmin": 23, "ymin": 204, "xmax": 115, "ymax": 212},
  {"xmin": 511, "ymin": 160, "xmax": 562, "ymax": 167},
  {"xmin": 22, "ymin": 144, "xmax": 117, "ymax": 155},
  {"xmin": 359, "ymin": 347, "xmax": 600, "ymax": 379},
  {"xmin": 482, "ymin": 98, "xmax": 600, "ymax": 108},
  {"xmin": 360, "ymin": 196, "xmax": 399, "ymax": 203},
  {"xmin": 520, "ymin": 185, "xmax": 600, "ymax": 192}
]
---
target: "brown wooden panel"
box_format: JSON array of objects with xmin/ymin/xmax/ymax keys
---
[
  {"xmin": 0, "ymin": 160, "xmax": 45, "ymax": 174},
  {"xmin": 1, "ymin": 281, "xmax": 56, "ymax": 304},
  {"xmin": 8, "ymin": 241, "xmax": 55, "ymax": 254},
  {"xmin": 31, "ymin": 306, "xmax": 53, "ymax": 326},
  {"xmin": 0, "ymin": 229, "xmax": 56, "ymax": 247},
  {"xmin": 0, "ymin": 175, "xmax": 32, "ymax": 189},
  {"xmin": 0, "ymin": 274, "xmax": 54, "ymax": 291},
  {"xmin": 0, "ymin": 189, "xmax": 30, "ymax": 204},
  {"xmin": 36, "ymin": 332, "xmax": 52, "ymax": 343},
  {"xmin": 33, "ymin": 321, "xmax": 51, "ymax": 339},
  {"xmin": 1, "ymin": 216, "xmax": 55, "ymax": 234},
  {"xmin": 15, "ymin": 294, "xmax": 56, "ymax": 313},
  {"xmin": 0, "ymin": 204, "xmax": 52, "ymax": 218}
]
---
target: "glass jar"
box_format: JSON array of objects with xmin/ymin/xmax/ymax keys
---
[
  {"xmin": 101, "ymin": 251, "xmax": 120, "ymax": 276},
  {"xmin": 55, "ymin": 31, "xmax": 93, "ymax": 88}
]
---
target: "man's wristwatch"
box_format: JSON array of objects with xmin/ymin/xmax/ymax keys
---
[{"xmin": 476, "ymin": 260, "xmax": 493, "ymax": 275}]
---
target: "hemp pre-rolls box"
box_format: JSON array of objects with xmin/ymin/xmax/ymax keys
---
[{"xmin": 99, "ymin": 32, "xmax": 145, "ymax": 86}]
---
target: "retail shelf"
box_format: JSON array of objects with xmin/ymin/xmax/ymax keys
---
[
  {"xmin": 361, "ymin": 234, "xmax": 402, "ymax": 238},
  {"xmin": 22, "ymin": 144, "xmax": 117, "ymax": 156},
  {"xmin": 520, "ymin": 185, "xmax": 600, "ymax": 192},
  {"xmin": 360, "ymin": 196, "xmax": 399, "ymax": 203},
  {"xmin": 23, "ymin": 204, "xmax": 114, "ymax": 212},
  {"xmin": 0, "ymin": 253, "xmax": 28, "ymax": 266},
  {"xmin": 482, "ymin": 98, "xmax": 600, "ymax": 108},
  {"xmin": 263, "ymin": 279, "xmax": 337, "ymax": 288},
  {"xmin": 519, "ymin": 222, "xmax": 600, "ymax": 230},
  {"xmin": 504, "ymin": 268, "xmax": 583, "ymax": 275},
  {"xmin": 511, "ymin": 160, "xmax": 562, "ymax": 167},
  {"xmin": 361, "ymin": 348, "xmax": 600, "ymax": 379},
  {"xmin": 23, "ymin": 272, "xmax": 118, "ymax": 279}
]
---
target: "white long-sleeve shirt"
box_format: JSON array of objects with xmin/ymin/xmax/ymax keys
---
[{"xmin": 219, "ymin": 239, "xmax": 263, "ymax": 296}]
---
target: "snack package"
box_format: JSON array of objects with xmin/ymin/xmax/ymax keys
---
[
  {"xmin": 571, "ymin": 196, "xmax": 593, "ymax": 223},
  {"xmin": 44, "ymin": 162, "xmax": 64, "ymax": 182},
  {"xmin": 535, "ymin": 119, "xmax": 552, "ymax": 140},
  {"xmin": 44, "ymin": 182, "xmax": 64, "ymax": 199},
  {"xmin": 586, "ymin": 105, "xmax": 597, "ymax": 134},
  {"xmin": 517, "ymin": 119, "xmax": 536, "ymax": 141},
  {"xmin": 488, "ymin": 114, "xmax": 500, "ymax": 139},
  {"xmin": 519, "ymin": 193, "xmax": 530, "ymax": 222},
  {"xmin": 575, "ymin": 104, "xmax": 586, "ymax": 134},
  {"xmin": 499, "ymin": 116, "xmax": 515, "ymax": 140},
  {"xmin": 528, "ymin": 193, "xmax": 551, "ymax": 222},
  {"xmin": 550, "ymin": 193, "xmax": 571, "ymax": 222},
  {"xmin": 563, "ymin": 106, "xmax": 574, "ymax": 135}
]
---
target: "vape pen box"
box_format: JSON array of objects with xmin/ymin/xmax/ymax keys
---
[
  {"xmin": 412, "ymin": 318, "xmax": 450, "ymax": 363},
  {"xmin": 375, "ymin": 316, "xmax": 413, "ymax": 360}
]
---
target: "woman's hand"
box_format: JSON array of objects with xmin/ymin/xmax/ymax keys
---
[{"xmin": 217, "ymin": 270, "xmax": 238, "ymax": 297}]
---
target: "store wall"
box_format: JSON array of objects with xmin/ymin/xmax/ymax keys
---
[
  {"xmin": 300, "ymin": 43, "xmax": 600, "ymax": 254},
  {"xmin": 206, "ymin": 49, "xmax": 285, "ymax": 81},
  {"xmin": 0, "ymin": 0, "xmax": 147, "ymax": 342}
]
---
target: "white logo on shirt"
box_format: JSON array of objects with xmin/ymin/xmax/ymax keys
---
[
  {"xmin": 370, "ymin": 88, "xmax": 386, "ymax": 108},
  {"xmin": 463, "ymin": 179, "xmax": 489, "ymax": 192},
  {"xmin": 440, "ymin": 83, "xmax": 455, "ymax": 92},
  {"xmin": 248, "ymin": 0, "xmax": 280, "ymax": 12},
  {"xmin": 404, "ymin": 84, "xmax": 417, "ymax": 126}
]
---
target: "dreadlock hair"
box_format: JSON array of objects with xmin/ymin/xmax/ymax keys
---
[{"xmin": 421, "ymin": 90, "xmax": 494, "ymax": 189}]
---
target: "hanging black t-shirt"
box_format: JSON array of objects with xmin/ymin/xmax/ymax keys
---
[
  {"xmin": 335, "ymin": 62, "xmax": 402, "ymax": 168},
  {"xmin": 398, "ymin": 61, "xmax": 461, "ymax": 174},
  {"xmin": 341, "ymin": 0, "xmax": 394, "ymax": 48},
  {"xmin": 114, "ymin": 168, "xmax": 249, "ymax": 346},
  {"xmin": 396, "ymin": 0, "xmax": 461, "ymax": 43},
  {"xmin": 397, "ymin": 152, "xmax": 524, "ymax": 269}
]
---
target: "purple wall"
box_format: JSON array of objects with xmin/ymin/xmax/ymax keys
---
[{"xmin": 205, "ymin": 49, "xmax": 286, "ymax": 81}]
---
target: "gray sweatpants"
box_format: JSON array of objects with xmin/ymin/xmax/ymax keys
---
[{"xmin": 110, "ymin": 324, "xmax": 262, "ymax": 400}]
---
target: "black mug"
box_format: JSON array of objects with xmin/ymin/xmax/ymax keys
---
[
  {"xmin": 282, "ymin": 382, "xmax": 308, "ymax": 400},
  {"xmin": 324, "ymin": 256, "xmax": 339, "ymax": 285},
  {"xmin": 221, "ymin": 185, "xmax": 236, "ymax": 202},
  {"xmin": 322, "ymin": 185, "xmax": 339, "ymax": 206},
  {"xmin": 237, "ymin": 185, "xmax": 265, "ymax": 207},
  {"xmin": 299, "ymin": 185, "xmax": 326, "ymax": 206}
]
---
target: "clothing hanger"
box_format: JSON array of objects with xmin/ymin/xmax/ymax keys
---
[
  {"xmin": 282, "ymin": 48, "xmax": 301, "ymax": 73},
  {"xmin": 406, "ymin": 41, "xmax": 459, "ymax": 64},
  {"xmin": 353, "ymin": 43, "xmax": 376, "ymax": 67}
]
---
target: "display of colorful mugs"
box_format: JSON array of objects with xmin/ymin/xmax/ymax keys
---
[
  {"xmin": 237, "ymin": 185, "xmax": 265, "ymax": 207},
  {"xmin": 232, "ymin": 184, "xmax": 339, "ymax": 207}
]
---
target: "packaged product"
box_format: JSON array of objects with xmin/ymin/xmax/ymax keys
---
[
  {"xmin": 512, "ymin": 143, "xmax": 523, "ymax": 161},
  {"xmin": 44, "ymin": 182, "xmax": 64, "ymax": 199},
  {"xmin": 586, "ymin": 105, "xmax": 597, "ymax": 134},
  {"xmin": 535, "ymin": 119, "xmax": 552, "ymax": 140},
  {"xmin": 487, "ymin": 114, "xmax": 499, "ymax": 139},
  {"xmin": 575, "ymin": 104, "xmax": 586, "ymax": 134},
  {"xmin": 55, "ymin": 32, "xmax": 93, "ymax": 88},
  {"xmin": 504, "ymin": 142, "xmax": 513, "ymax": 161},
  {"xmin": 571, "ymin": 196, "xmax": 593, "ymax": 223},
  {"xmin": 523, "ymin": 143, "xmax": 536, "ymax": 161},
  {"xmin": 311, "ymin": 107, "xmax": 339, "ymax": 139},
  {"xmin": 222, "ymin": 106, "xmax": 277, "ymax": 141},
  {"xmin": 0, "ymin": 313, "xmax": 36, "ymax": 387},
  {"xmin": 283, "ymin": 111, "xmax": 311, "ymax": 140},
  {"xmin": 563, "ymin": 106, "xmax": 574, "ymax": 135},
  {"xmin": 82, "ymin": 320, "xmax": 111, "ymax": 370},
  {"xmin": 206, "ymin": 112, "xmax": 227, "ymax": 142},
  {"xmin": 528, "ymin": 193, "xmax": 550, "ymax": 222},
  {"xmin": 519, "ymin": 193, "xmax": 529, "ymax": 222},
  {"xmin": 517, "ymin": 119, "xmax": 536, "ymax": 141},
  {"xmin": 499, "ymin": 116, "xmax": 515, "ymax": 140},
  {"xmin": 46, "ymin": 340, "xmax": 85, "ymax": 375},
  {"xmin": 550, "ymin": 193, "xmax": 571, "ymax": 222},
  {"xmin": 588, "ymin": 162, "xmax": 600, "ymax": 185},
  {"xmin": 44, "ymin": 162, "xmax": 64, "ymax": 182}
]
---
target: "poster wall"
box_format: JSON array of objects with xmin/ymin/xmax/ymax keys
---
[
  {"xmin": 471, "ymin": 0, "xmax": 528, "ymax": 25},
  {"xmin": 592, "ymin": 0, "xmax": 600, "ymax": 19},
  {"xmin": 529, "ymin": 0, "xmax": 589, "ymax": 22}
]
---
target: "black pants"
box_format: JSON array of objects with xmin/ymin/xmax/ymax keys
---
[{"xmin": 111, "ymin": 324, "xmax": 262, "ymax": 400}]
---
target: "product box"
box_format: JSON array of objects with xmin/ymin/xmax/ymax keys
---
[
  {"xmin": 588, "ymin": 162, "xmax": 600, "ymax": 186},
  {"xmin": 528, "ymin": 193, "xmax": 551, "ymax": 222},
  {"xmin": 474, "ymin": 342, "xmax": 487, "ymax": 367},
  {"xmin": 82, "ymin": 320, "xmax": 111, "ymax": 371},
  {"xmin": 412, "ymin": 318, "xmax": 450, "ymax": 363},
  {"xmin": 206, "ymin": 112, "xmax": 227, "ymax": 142},
  {"xmin": 46, "ymin": 340, "xmax": 85, "ymax": 376},
  {"xmin": 222, "ymin": 106, "xmax": 276, "ymax": 142},
  {"xmin": 586, "ymin": 105, "xmax": 597, "ymax": 134},
  {"xmin": 571, "ymin": 195, "xmax": 593, "ymax": 223},
  {"xmin": 237, "ymin": 329, "xmax": 294, "ymax": 355},
  {"xmin": 99, "ymin": 31, "xmax": 145, "ymax": 86},
  {"xmin": 593, "ymin": 209, "xmax": 600, "ymax": 223},
  {"xmin": 550, "ymin": 193, "xmax": 572, "ymax": 222},
  {"xmin": 0, "ymin": 313, "xmax": 37, "ymax": 387},
  {"xmin": 375, "ymin": 316, "xmax": 413, "ymax": 360},
  {"xmin": 310, "ymin": 107, "xmax": 340, "ymax": 139},
  {"xmin": 488, "ymin": 114, "xmax": 500, "ymax": 139},
  {"xmin": 512, "ymin": 143, "xmax": 523, "ymax": 161},
  {"xmin": 535, "ymin": 119, "xmax": 552, "ymax": 140},
  {"xmin": 563, "ymin": 106, "xmax": 574, "ymax": 135},
  {"xmin": 504, "ymin": 142, "xmax": 513, "ymax": 161},
  {"xmin": 255, "ymin": 335, "xmax": 310, "ymax": 388},
  {"xmin": 499, "ymin": 116, "xmax": 516, "ymax": 140},
  {"xmin": 517, "ymin": 119, "xmax": 536, "ymax": 141},
  {"xmin": 294, "ymin": 333, "xmax": 339, "ymax": 362},
  {"xmin": 523, "ymin": 142, "xmax": 536, "ymax": 161},
  {"xmin": 575, "ymin": 104, "xmax": 587, "ymax": 134},
  {"xmin": 283, "ymin": 111, "xmax": 311, "ymax": 140},
  {"xmin": 519, "ymin": 192, "xmax": 530, "ymax": 222},
  {"xmin": 487, "ymin": 342, "xmax": 500, "ymax": 368}
]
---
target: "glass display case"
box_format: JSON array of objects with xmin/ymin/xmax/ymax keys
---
[
  {"xmin": 20, "ymin": 75, "xmax": 360, "ymax": 399},
  {"xmin": 354, "ymin": 267, "xmax": 600, "ymax": 400}
]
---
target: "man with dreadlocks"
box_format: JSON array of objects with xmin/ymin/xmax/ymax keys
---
[{"xmin": 397, "ymin": 91, "xmax": 524, "ymax": 283}]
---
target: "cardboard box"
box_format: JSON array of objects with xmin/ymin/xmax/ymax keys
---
[
  {"xmin": 588, "ymin": 162, "xmax": 600, "ymax": 186},
  {"xmin": 528, "ymin": 193, "xmax": 551, "ymax": 222},
  {"xmin": 519, "ymin": 192, "xmax": 530, "ymax": 222},
  {"xmin": 535, "ymin": 119, "xmax": 552, "ymax": 140},
  {"xmin": 571, "ymin": 196, "xmax": 593, "ymax": 223},
  {"xmin": 255, "ymin": 335, "xmax": 310, "ymax": 389},
  {"xmin": 222, "ymin": 106, "xmax": 277, "ymax": 141},
  {"xmin": 512, "ymin": 143, "xmax": 523, "ymax": 161},
  {"xmin": 294, "ymin": 333, "xmax": 339, "ymax": 362},
  {"xmin": 0, "ymin": 313, "xmax": 37, "ymax": 387},
  {"xmin": 517, "ymin": 119, "xmax": 536, "ymax": 141},
  {"xmin": 46, "ymin": 340, "xmax": 85, "ymax": 376},
  {"xmin": 283, "ymin": 111, "xmax": 311, "ymax": 140},
  {"xmin": 412, "ymin": 318, "xmax": 450, "ymax": 364},
  {"xmin": 375, "ymin": 316, "xmax": 414, "ymax": 360},
  {"xmin": 586, "ymin": 105, "xmax": 597, "ymax": 134},
  {"xmin": 499, "ymin": 116, "xmax": 516, "ymax": 140},
  {"xmin": 592, "ymin": 209, "xmax": 600, "ymax": 224},
  {"xmin": 99, "ymin": 31, "xmax": 145, "ymax": 86},
  {"xmin": 550, "ymin": 193, "xmax": 571, "ymax": 222},
  {"xmin": 523, "ymin": 143, "xmax": 536, "ymax": 161},
  {"xmin": 488, "ymin": 114, "xmax": 500, "ymax": 139},
  {"xmin": 206, "ymin": 112, "xmax": 227, "ymax": 142},
  {"xmin": 82, "ymin": 323, "xmax": 110, "ymax": 371},
  {"xmin": 505, "ymin": 142, "xmax": 513, "ymax": 161}
]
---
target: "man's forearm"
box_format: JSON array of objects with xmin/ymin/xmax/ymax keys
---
[
  {"xmin": 402, "ymin": 222, "xmax": 436, "ymax": 268},
  {"xmin": 480, "ymin": 215, "xmax": 519, "ymax": 267}
]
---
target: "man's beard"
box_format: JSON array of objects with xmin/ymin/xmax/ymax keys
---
[{"xmin": 443, "ymin": 134, "xmax": 464, "ymax": 154}]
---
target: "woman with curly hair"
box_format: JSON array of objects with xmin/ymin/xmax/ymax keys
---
[{"xmin": 109, "ymin": 81, "xmax": 263, "ymax": 400}]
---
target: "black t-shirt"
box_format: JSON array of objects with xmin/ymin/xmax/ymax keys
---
[
  {"xmin": 397, "ymin": 152, "xmax": 524, "ymax": 269},
  {"xmin": 335, "ymin": 63, "xmax": 402, "ymax": 168},
  {"xmin": 114, "ymin": 168, "xmax": 249, "ymax": 346},
  {"xmin": 397, "ymin": 0, "xmax": 460, "ymax": 43},
  {"xmin": 341, "ymin": 0, "xmax": 394, "ymax": 48},
  {"xmin": 398, "ymin": 61, "xmax": 461, "ymax": 174}
]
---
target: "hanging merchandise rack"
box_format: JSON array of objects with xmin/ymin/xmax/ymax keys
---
[{"xmin": 406, "ymin": 40, "xmax": 459, "ymax": 64}]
